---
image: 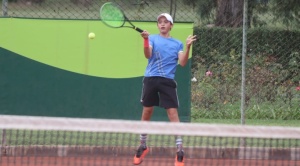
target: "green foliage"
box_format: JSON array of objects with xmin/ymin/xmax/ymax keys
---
[
  {"xmin": 191, "ymin": 27, "xmax": 300, "ymax": 120},
  {"xmin": 7, "ymin": 0, "xmax": 44, "ymax": 3},
  {"xmin": 192, "ymin": 118, "xmax": 300, "ymax": 126},
  {"xmin": 185, "ymin": 0, "xmax": 216, "ymax": 23},
  {"xmin": 193, "ymin": 27, "xmax": 300, "ymax": 77},
  {"xmin": 184, "ymin": 0, "xmax": 299, "ymax": 29},
  {"xmin": 191, "ymin": 102, "xmax": 300, "ymax": 120},
  {"xmin": 271, "ymin": 0, "xmax": 300, "ymax": 29}
]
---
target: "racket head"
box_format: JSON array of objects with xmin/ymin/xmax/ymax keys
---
[{"xmin": 99, "ymin": 2, "xmax": 125, "ymax": 28}]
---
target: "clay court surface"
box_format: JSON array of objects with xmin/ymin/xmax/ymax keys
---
[{"xmin": 1, "ymin": 156, "xmax": 300, "ymax": 166}]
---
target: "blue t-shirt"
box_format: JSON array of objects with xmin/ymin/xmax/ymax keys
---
[{"xmin": 144, "ymin": 34, "xmax": 183, "ymax": 79}]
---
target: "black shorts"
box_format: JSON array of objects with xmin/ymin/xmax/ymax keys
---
[{"xmin": 140, "ymin": 77, "xmax": 179, "ymax": 109}]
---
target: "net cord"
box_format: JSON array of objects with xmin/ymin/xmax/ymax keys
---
[{"xmin": 0, "ymin": 115, "xmax": 300, "ymax": 139}]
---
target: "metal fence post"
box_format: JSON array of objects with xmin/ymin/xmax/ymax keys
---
[
  {"xmin": 241, "ymin": 0, "xmax": 248, "ymax": 126},
  {"xmin": 239, "ymin": 0, "xmax": 248, "ymax": 149},
  {"xmin": 2, "ymin": 0, "xmax": 8, "ymax": 16},
  {"xmin": 0, "ymin": 129, "xmax": 6, "ymax": 156}
]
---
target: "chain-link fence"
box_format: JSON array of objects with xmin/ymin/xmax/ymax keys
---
[
  {"xmin": 1, "ymin": 0, "xmax": 300, "ymax": 121},
  {"xmin": 190, "ymin": 0, "xmax": 300, "ymax": 121},
  {"xmin": 1, "ymin": 0, "xmax": 195, "ymax": 22}
]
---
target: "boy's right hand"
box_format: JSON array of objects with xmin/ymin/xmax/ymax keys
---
[{"xmin": 141, "ymin": 30, "xmax": 150, "ymax": 39}]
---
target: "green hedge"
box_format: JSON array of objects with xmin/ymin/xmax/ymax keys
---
[
  {"xmin": 191, "ymin": 27, "xmax": 300, "ymax": 120},
  {"xmin": 193, "ymin": 27, "xmax": 300, "ymax": 65}
]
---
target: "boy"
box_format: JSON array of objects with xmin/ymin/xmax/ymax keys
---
[{"xmin": 133, "ymin": 13, "xmax": 196, "ymax": 166}]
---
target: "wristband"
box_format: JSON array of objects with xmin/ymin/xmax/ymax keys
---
[{"xmin": 144, "ymin": 38, "xmax": 149, "ymax": 48}]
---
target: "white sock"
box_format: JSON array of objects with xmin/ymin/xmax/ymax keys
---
[
  {"xmin": 175, "ymin": 137, "xmax": 183, "ymax": 151},
  {"xmin": 140, "ymin": 134, "xmax": 147, "ymax": 147}
]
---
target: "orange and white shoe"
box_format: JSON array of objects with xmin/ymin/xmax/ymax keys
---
[
  {"xmin": 133, "ymin": 145, "xmax": 149, "ymax": 165},
  {"xmin": 175, "ymin": 150, "xmax": 185, "ymax": 166}
]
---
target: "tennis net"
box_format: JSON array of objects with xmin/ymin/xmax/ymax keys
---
[{"xmin": 0, "ymin": 115, "xmax": 300, "ymax": 166}]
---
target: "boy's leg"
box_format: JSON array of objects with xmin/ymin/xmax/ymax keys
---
[
  {"xmin": 166, "ymin": 108, "xmax": 185, "ymax": 166},
  {"xmin": 166, "ymin": 108, "xmax": 180, "ymax": 122},
  {"xmin": 175, "ymin": 136, "xmax": 184, "ymax": 166},
  {"xmin": 133, "ymin": 107, "xmax": 153, "ymax": 165},
  {"xmin": 141, "ymin": 106, "xmax": 154, "ymax": 121},
  {"xmin": 133, "ymin": 134, "xmax": 150, "ymax": 165}
]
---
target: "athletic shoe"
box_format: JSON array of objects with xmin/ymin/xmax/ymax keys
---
[
  {"xmin": 175, "ymin": 150, "xmax": 185, "ymax": 166},
  {"xmin": 133, "ymin": 145, "xmax": 149, "ymax": 165}
]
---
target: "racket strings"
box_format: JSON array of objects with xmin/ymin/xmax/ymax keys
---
[{"xmin": 100, "ymin": 3, "xmax": 125, "ymax": 27}]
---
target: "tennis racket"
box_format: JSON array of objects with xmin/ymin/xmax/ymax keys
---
[{"xmin": 99, "ymin": 2, "xmax": 144, "ymax": 33}]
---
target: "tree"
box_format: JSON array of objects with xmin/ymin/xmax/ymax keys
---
[
  {"xmin": 183, "ymin": 0, "xmax": 299, "ymax": 29},
  {"xmin": 215, "ymin": 0, "xmax": 244, "ymax": 27},
  {"xmin": 183, "ymin": 0, "xmax": 249, "ymax": 28}
]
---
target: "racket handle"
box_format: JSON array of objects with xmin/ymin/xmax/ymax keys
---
[{"xmin": 134, "ymin": 27, "xmax": 144, "ymax": 33}]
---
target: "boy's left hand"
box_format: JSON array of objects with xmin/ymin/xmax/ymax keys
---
[{"xmin": 186, "ymin": 35, "xmax": 197, "ymax": 48}]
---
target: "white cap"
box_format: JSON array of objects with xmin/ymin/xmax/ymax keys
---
[{"xmin": 157, "ymin": 13, "xmax": 173, "ymax": 24}]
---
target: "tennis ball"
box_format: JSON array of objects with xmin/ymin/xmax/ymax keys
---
[{"xmin": 88, "ymin": 32, "xmax": 95, "ymax": 39}]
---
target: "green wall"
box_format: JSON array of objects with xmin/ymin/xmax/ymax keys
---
[{"xmin": 0, "ymin": 18, "xmax": 193, "ymax": 122}]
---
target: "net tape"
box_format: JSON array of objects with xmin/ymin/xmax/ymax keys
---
[{"xmin": 1, "ymin": 115, "xmax": 300, "ymax": 139}]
